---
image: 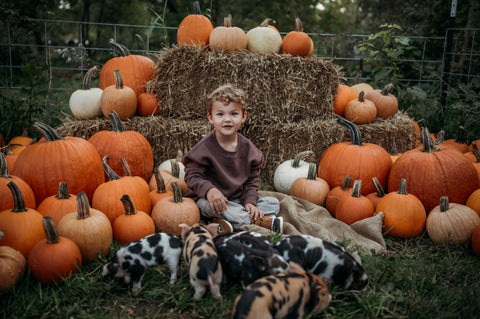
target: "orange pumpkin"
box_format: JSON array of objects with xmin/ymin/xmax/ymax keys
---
[
  {"xmin": 7, "ymin": 129, "xmax": 33, "ymax": 155},
  {"xmin": 472, "ymin": 224, "xmax": 480, "ymax": 255},
  {"xmin": 344, "ymin": 91, "xmax": 377, "ymax": 125},
  {"xmin": 290, "ymin": 163, "xmax": 330, "ymax": 206},
  {"xmin": 14, "ymin": 122, "xmax": 105, "ymax": 204},
  {"xmin": 0, "ymin": 181, "xmax": 45, "ymax": 258},
  {"xmin": 137, "ymin": 81, "xmax": 159, "ymax": 116},
  {"xmin": 149, "ymin": 167, "xmax": 174, "ymax": 207},
  {"xmin": 388, "ymin": 127, "xmax": 479, "ymax": 212},
  {"xmin": 318, "ymin": 118, "xmax": 393, "ymax": 196},
  {"xmin": 100, "ymin": 70, "xmax": 137, "ymax": 119},
  {"xmin": 209, "ymin": 15, "xmax": 248, "ymax": 53},
  {"xmin": 1, "ymin": 145, "xmax": 19, "ymax": 173},
  {"xmin": 27, "ymin": 217, "xmax": 82, "ymax": 285},
  {"xmin": 151, "ymin": 182, "xmax": 200, "ymax": 235},
  {"xmin": 333, "ymin": 84, "xmax": 357, "ymax": 116},
  {"xmin": 149, "ymin": 161, "xmax": 188, "ymax": 196},
  {"xmin": 282, "ymin": 17, "xmax": 313, "ymax": 57},
  {"xmin": 177, "ymin": 1, "xmax": 213, "ymax": 47},
  {"xmin": 466, "ymin": 189, "xmax": 480, "ymax": 218},
  {"xmin": 366, "ymin": 177, "xmax": 386, "ymax": 210},
  {"xmin": 336, "ymin": 180, "xmax": 375, "ymax": 225},
  {"xmin": 88, "ymin": 110, "xmax": 154, "ymax": 182},
  {"xmin": 92, "ymin": 156, "xmax": 151, "ymax": 224},
  {"xmin": 365, "ymin": 83, "xmax": 398, "ymax": 118},
  {"xmin": 325, "ymin": 175, "xmax": 352, "ymax": 217},
  {"xmin": 113, "ymin": 194, "xmax": 155, "ymax": 245},
  {"xmin": 0, "ymin": 152, "xmax": 36, "ymax": 211},
  {"xmin": 443, "ymin": 126, "xmax": 471, "ymax": 153},
  {"xmin": 36, "ymin": 182, "xmax": 78, "ymax": 225},
  {"xmin": 376, "ymin": 178, "xmax": 426, "ymax": 238},
  {"xmin": 99, "ymin": 41, "xmax": 155, "ymax": 97}
]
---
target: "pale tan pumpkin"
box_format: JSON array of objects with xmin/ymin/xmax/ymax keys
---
[
  {"xmin": 209, "ymin": 15, "xmax": 248, "ymax": 53},
  {"xmin": 100, "ymin": 70, "xmax": 137, "ymax": 119},
  {"xmin": 290, "ymin": 163, "xmax": 330, "ymax": 206},
  {"xmin": 0, "ymin": 230, "xmax": 26, "ymax": 294}
]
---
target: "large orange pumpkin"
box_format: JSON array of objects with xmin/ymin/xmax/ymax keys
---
[
  {"xmin": 99, "ymin": 40, "xmax": 155, "ymax": 97},
  {"xmin": 318, "ymin": 118, "xmax": 393, "ymax": 196},
  {"xmin": 376, "ymin": 178, "xmax": 426, "ymax": 238},
  {"xmin": 14, "ymin": 122, "xmax": 105, "ymax": 204},
  {"xmin": 88, "ymin": 110, "xmax": 154, "ymax": 182},
  {"xmin": 281, "ymin": 17, "xmax": 313, "ymax": 57},
  {"xmin": 177, "ymin": 1, "xmax": 213, "ymax": 47},
  {"xmin": 388, "ymin": 128, "xmax": 479, "ymax": 212}
]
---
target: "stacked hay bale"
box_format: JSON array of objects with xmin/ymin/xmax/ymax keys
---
[{"xmin": 56, "ymin": 45, "xmax": 417, "ymax": 189}]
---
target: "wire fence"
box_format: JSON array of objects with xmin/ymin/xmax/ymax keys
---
[{"xmin": 0, "ymin": 18, "xmax": 479, "ymax": 121}]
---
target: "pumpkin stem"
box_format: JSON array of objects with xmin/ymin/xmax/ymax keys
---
[
  {"xmin": 43, "ymin": 216, "xmax": 60, "ymax": 244},
  {"xmin": 176, "ymin": 149, "xmax": 184, "ymax": 162},
  {"xmin": 371, "ymin": 177, "xmax": 385, "ymax": 198},
  {"xmin": 109, "ymin": 110, "xmax": 126, "ymax": 133},
  {"xmin": 340, "ymin": 175, "xmax": 353, "ymax": 190},
  {"xmin": 56, "ymin": 182, "xmax": 71, "ymax": 200},
  {"xmin": 434, "ymin": 129, "xmax": 445, "ymax": 145},
  {"xmin": 260, "ymin": 18, "xmax": 276, "ymax": 27},
  {"xmin": 472, "ymin": 148, "xmax": 480, "ymax": 163},
  {"xmin": 381, "ymin": 83, "xmax": 394, "ymax": 96},
  {"xmin": 146, "ymin": 81, "xmax": 155, "ymax": 94},
  {"xmin": 291, "ymin": 150, "xmax": 313, "ymax": 168},
  {"xmin": 390, "ymin": 138, "xmax": 399, "ymax": 156},
  {"xmin": 306, "ymin": 163, "xmax": 317, "ymax": 180},
  {"xmin": 294, "ymin": 17, "xmax": 304, "ymax": 32},
  {"xmin": 358, "ymin": 91, "xmax": 365, "ymax": 102},
  {"xmin": 439, "ymin": 196, "xmax": 450, "ymax": 212},
  {"xmin": 351, "ymin": 179, "xmax": 362, "ymax": 198},
  {"xmin": 224, "ymin": 14, "xmax": 232, "ymax": 27},
  {"xmin": 32, "ymin": 122, "xmax": 66, "ymax": 142},
  {"xmin": 171, "ymin": 181, "xmax": 183, "ymax": 203},
  {"xmin": 120, "ymin": 194, "xmax": 137, "ymax": 216},
  {"xmin": 420, "ymin": 127, "xmax": 440, "ymax": 153},
  {"xmin": 83, "ymin": 66, "xmax": 98, "ymax": 90},
  {"xmin": 108, "ymin": 40, "xmax": 131, "ymax": 57},
  {"xmin": 76, "ymin": 192, "xmax": 91, "ymax": 220},
  {"xmin": 0, "ymin": 153, "xmax": 12, "ymax": 178},
  {"xmin": 397, "ymin": 178, "xmax": 408, "ymax": 195},
  {"xmin": 338, "ymin": 117, "xmax": 364, "ymax": 146},
  {"xmin": 154, "ymin": 167, "xmax": 168, "ymax": 194},
  {"xmin": 102, "ymin": 156, "xmax": 121, "ymax": 181},
  {"xmin": 113, "ymin": 70, "xmax": 125, "ymax": 90},
  {"xmin": 454, "ymin": 126, "xmax": 466, "ymax": 144},
  {"xmin": 170, "ymin": 160, "xmax": 180, "ymax": 178},
  {"xmin": 193, "ymin": 1, "xmax": 202, "ymax": 15},
  {"xmin": 7, "ymin": 181, "xmax": 28, "ymax": 212},
  {"xmin": 121, "ymin": 158, "xmax": 132, "ymax": 176}
]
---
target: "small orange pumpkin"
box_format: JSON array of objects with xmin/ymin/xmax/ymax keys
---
[
  {"xmin": 344, "ymin": 91, "xmax": 377, "ymax": 124},
  {"xmin": 332, "ymin": 84, "xmax": 357, "ymax": 116},
  {"xmin": 7, "ymin": 129, "xmax": 33, "ymax": 155},
  {"xmin": 366, "ymin": 177, "xmax": 386, "ymax": 210},
  {"xmin": 336, "ymin": 180, "xmax": 375, "ymax": 225},
  {"xmin": 325, "ymin": 175, "xmax": 352, "ymax": 217},
  {"xmin": 290, "ymin": 163, "xmax": 330, "ymax": 206},
  {"xmin": 365, "ymin": 83, "xmax": 398, "ymax": 118},
  {"xmin": 137, "ymin": 81, "xmax": 159, "ymax": 116},
  {"xmin": 100, "ymin": 70, "xmax": 137, "ymax": 119},
  {"xmin": 282, "ymin": 17, "xmax": 313, "ymax": 57},
  {"xmin": 177, "ymin": 1, "xmax": 213, "ymax": 47},
  {"xmin": 36, "ymin": 182, "xmax": 78, "ymax": 225}
]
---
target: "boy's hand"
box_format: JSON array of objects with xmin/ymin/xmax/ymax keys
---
[
  {"xmin": 206, "ymin": 188, "xmax": 228, "ymax": 214},
  {"xmin": 245, "ymin": 203, "xmax": 264, "ymax": 221}
]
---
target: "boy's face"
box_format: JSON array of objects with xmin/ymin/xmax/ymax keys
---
[{"xmin": 207, "ymin": 100, "xmax": 247, "ymax": 138}]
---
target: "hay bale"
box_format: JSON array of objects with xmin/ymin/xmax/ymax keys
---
[
  {"xmin": 56, "ymin": 112, "xmax": 416, "ymax": 190},
  {"xmin": 152, "ymin": 45, "xmax": 340, "ymax": 125}
]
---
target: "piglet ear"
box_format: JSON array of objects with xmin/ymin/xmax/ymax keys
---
[
  {"xmin": 352, "ymin": 252, "xmax": 362, "ymax": 265},
  {"xmin": 179, "ymin": 223, "xmax": 191, "ymax": 239},
  {"xmin": 205, "ymin": 223, "xmax": 219, "ymax": 237}
]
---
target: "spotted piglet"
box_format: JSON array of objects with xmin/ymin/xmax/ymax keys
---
[
  {"xmin": 180, "ymin": 223, "xmax": 223, "ymax": 300},
  {"xmin": 102, "ymin": 232, "xmax": 183, "ymax": 293},
  {"xmin": 232, "ymin": 272, "xmax": 331, "ymax": 319},
  {"xmin": 274, "ymin": 234, "xmax": 368, "ymax": 291}
]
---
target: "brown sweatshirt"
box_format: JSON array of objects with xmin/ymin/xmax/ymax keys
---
[{"xmin": 182, "ymin": 131, "xmax": 263, "ymax": 206}]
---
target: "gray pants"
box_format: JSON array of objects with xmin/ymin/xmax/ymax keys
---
[{"xmin": 196, "ymin": 196, "xmax": 280, "ymax": 230}]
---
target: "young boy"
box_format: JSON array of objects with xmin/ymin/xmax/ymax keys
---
[{"xmin": 182, "ymin": 84, "xmax": 283, "ymax": 233}]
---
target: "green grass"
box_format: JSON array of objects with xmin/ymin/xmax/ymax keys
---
[{"xmin": 2, "ymin": 233, "xmax": 480, "ymax": 319}]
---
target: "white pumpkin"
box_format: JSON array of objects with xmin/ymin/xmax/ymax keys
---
[
  {"xmin": 158, "ymin": 150, "xmax": 185, "ymax": 179},
  {"xmin": 273, "ymin": 151, "xmax": 313, "ymax": 194},
  {"xmin": 69, "ymin": 66, "xmax": 103, "ymax": 119},
  {"xmin": 246, "ymin": 22, "xmax": 282, "ymax": 54}
]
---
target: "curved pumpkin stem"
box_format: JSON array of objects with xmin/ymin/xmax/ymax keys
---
[
  {"xmin": 306, "ymin": 163, "xmax": 317, "ymax": 180},
  {"xmin": 351, "ymin": 180, "xmax": 362, "ymax": 198},
  {"xmin": 32, "ymin": 122, "xmax": 66, "ymax": 142},
  {"xmin": 109, "ymin": 110, "xmax": 126, "ymax": 133},
  {"xmin": 83, "ymin": 66, "xmax": 98, "ymax": 90},
  {"xmin": 340, "ymin": 175, "xmax": 353, "ymax": 190},
  {"xmin": 43, "ymin": 216, "xmax": 60, "ymax": 244},
  {"xmin": 154, "ymin": 167, "xmax": 168, "ymax": 194},
  {"xmin": 170, "ymin": 160, "xmax": 180, "ymax": 178},
  {"xmin": 121, "ymin": 158, "xmax": 132, "ymax": 176},
  {"xmin": 193, "ymin": 1, "xmax": 202, "ymax": 15},
  {"xmin": 113, "ymin": 70, "xmax": 125, "ymax": 90},
  {"xmin": 397, "ymin": 178, "xmax": 408, "ymax": 195},
  {"xmin": 291, "ymin": 150, "xmax": 313, "ymax": 168},
  {"xmin": 7, "ymin": 181, "xmax": 28, "ymax": 213},
  {"xmin": 102, "ymin": 156, "xmax": 121, "ymax": 181},
  {"xmin": 420, "ymin": 127, "xmax": 440, "ymax": 153},
  {"xmin": 120, "ymin": 194, "xmax": 137, "ymax": 216},
  {"xmin": 108, "ymin": 40, "xmax": 131, "ymax": 57},
  {"xmin": 371, "ymin": 177, "xmax": 385, "ymax": 198},
  {"xmin": 294, "ymin": 17, "xmax": 303, "ymax": 32},
  {"xmin": 439, "ymin": 196, "xmax": 450, "ymax": 212},
  {"xmin": 381, "ymin": 83, "xmax": 394, "ymax": 96},
  {"xmin": 76, "ymin": 192, "xmax": 91, "ymax": 220},
  {"xmin": 56, "ymin": 182, "xmax": 71, "ymax": 200},
  {"xmin": 390, "ymin": 138, "xmax": 399, "ymax": 156},
  {"xmin": 472, "ymin": 148, "xmax": 480, "ymax": 163},
  {"xmin": 338, "ymin": 117, "xmax": 364, "ymax": 146},
  {"xmin": 358, "ymin": 91, "xmax": 366, "ymax": 102},
  {"xmin": 260, "ymin": 18, "xmax": 276, "ymax": 27},
  {"xmin": 434, "ymin": 129, "xmax": 445, "ymax": 145},
  {"xmin": 223, "ymin": 15, "xmax": 232, "ymax": 27},
  {"xmin": 171, "ymin": 181, "xmax": 183, "ymax": 204},
  {"xmin": 0, "ymin": 153, "xmax": 12, "ymax": 178}
]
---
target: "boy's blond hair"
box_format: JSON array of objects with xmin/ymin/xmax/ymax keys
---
[{"xmin": 207, "ymin": 84, "xmax": 247, "ymax": 114}]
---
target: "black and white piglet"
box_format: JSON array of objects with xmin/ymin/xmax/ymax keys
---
[
  {"xmin": 102, "ymin": 232, "xmax": 183, "ymax": 293},
  {"xmin": 232, "ymin": 272, "xmax": 331, "ymax": 319},
  {"xmin": 214, "ymin": 231, "xmax": 302, "ymax": 288},
  {"xmin": 180, "ymin": 223, "xmax": 223, "ymax": 300},
  {"xmin": 274, "ymin": 234, "xmax": 368, "ymax": 291}
]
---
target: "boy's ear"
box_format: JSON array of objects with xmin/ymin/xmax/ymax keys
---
[{"xmin": 242, "ymin": 111, "xmax": 247, "ymax": 122}]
